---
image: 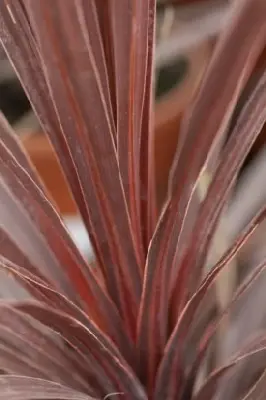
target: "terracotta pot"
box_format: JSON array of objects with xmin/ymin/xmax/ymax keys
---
[{"xmin": 22, "ymin": 132, "xmax": 77, "ymax": 216}]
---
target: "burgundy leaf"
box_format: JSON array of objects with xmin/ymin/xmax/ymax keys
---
[
  {"xmin": 0, "ymin": 256, "xmax": 136, "ymax": 368},
  {"xmin": 1, "ymin": 0, "xmax": 266, "ymax": 399},
  {"xmin": 0, "ymin": 115, "xmax": 134, "ymax": 358},
  {"xmin": 0, "ymin": 1, "xmax": 143, "ymax": 336},
  {"xmin": 154, "ymin": 202, "xmax": 266, "ymax": 399},
  {"xmin": 137, "ymin": 0, "xmax": 266, "ymax": 388},
  {"xmin": 25, "ymin": 0, "xmax": 142, "ymax": 331},
  {"xmin": 0, "ymin": 376, "xmax": 94, "ymax": 400},
  {"xmin": 182, "ymin": 257, "xmax": 266, "ymax": 399},
  {"xmin": 109, "ymin": 0, "xmax": 156, "ymax": 257},
  {"xmin": 12, "ymin": 301, "xmax": 147, "ymax": 400},
  {"xmin": 0, "ymin": 303, "xmax": 106, "ymax": 396},
  {"xmin": 172, "ymin": 68, "xmax": 266, "ymax": 317},
  {"xmin": 192, "ymin": 348, "xmax": 266, "ymax": 400},
  {"xmin": 241, "ymin": 368, "xmax": 266, "ymax": 400}
]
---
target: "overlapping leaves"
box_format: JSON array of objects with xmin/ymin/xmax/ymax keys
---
[{"xmin": 1, "ymin": 0, "xmax": 266, "ymax": 399}]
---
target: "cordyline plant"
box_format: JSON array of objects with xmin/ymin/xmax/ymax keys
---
[{"xmin": 1, "ymin": 0, "xmax": 266, "ymax": 399}]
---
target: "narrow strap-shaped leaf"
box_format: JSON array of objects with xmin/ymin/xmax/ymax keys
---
[
  {"xmin": 109, "ymin": 0, "xmax": 156, "ymax": 256},
  {"xmin": 93, "ymin": 0, "xmax": 117, "ymax": 127},
  {"xmin": 153, "ymin": 203, "xmax": 266, "ymax": 399},
  {"xmin": 0, "ymin": 1, "xmax": 106, "ymax": 259},
  {"xmin": 172, "ymin": 68, "xmax": 266, "ymax": 316},
  {"xmin": 241, "ymin": 367, "xmax": 266, "ymax": 400},
  {"xmin": 0, "ymin": 256, "xmax": 93, "ymax": 323},
  {"xmin": 137, "ymin": 1, "xmax": 266, "ymax": 386},
  {"xmin": 0, "ymin": 326, "xmax": 90, "ymax": 393},
  {"xmin": 0, "ymin": 1, "xmax": 142, "ymax": 334},
  {"xmin": 0, "ymin": 182, "xmax": 77, "ymax": 297},
  {"xmin": 1, "ymin": 299, "xmax": 134, "ymax": 396},
  {"xmin": 181, "ymin": 257, "xmax": 266, "ymax": 398},
  {"xmin": 0, "ymin": 344, "xmax": 49, "ymax": 380},
  {"xmin": 140, "ymin": 0, "xmax": 157, "ymax": 247},
  {"xmin": 164, "ymin": 0, "xmax": 266, "ymax": 293},
  {"xmin": 11, "ymin": 301, "xmax": 147, "ymax": 400},
  {"xmin": 0, "ymin": 230, "xmax": 49, "ymax": 288},
  {"xmin": 0, "ymin": 302, "xmax": 107, "ymax": 395},
  {"xmin": 0, "ymin": 120, "xmax": 96, "ymax": 306},
  {"xmin": 0, "ymin": 256, "xmax": 136, "ymax": 370},
  {"xmin": 0, "ymin": 299, "xmax": 117, "ymax": 396},
  {"xmin": 73, "ymin": 0, "xmax": 116, "ymax": 143},
  {"xmin": 0, "ymin": 149, "xmax": 107, "ymax": 327},
  {"xmin": 0, "ymin": 376, "xmax": 94, "ymax": 400},
  {"xmin": 23, "ymin": 0, "xmax": 142, "ymax": 331},
  {"xmin": 0, "ymin": 219, "xmax": 119, "ymax": 390},
  {"xmin": 161, "ymin": 0, "xmax": 266, "ymax": 278},
  {"xmin": 192, "ymin": 365, "xmax": 233, "ymax": 400},
  {"xmin": 192, "ymin": 348, "xmax": 266, "ymax": 400},
  {"xmin": 209, "ymin": 332, "xmax": 266, "ymax": 400},
  {"xmin": 0, "ymin": 116, "xmax": 135, "ymax": 360}
]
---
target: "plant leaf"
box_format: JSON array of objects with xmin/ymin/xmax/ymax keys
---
[
  {"xmin": 182, "ymin": 257, "xmax": 266, "ymax": 399},
  {"xmin": 213, "ymin": 332, "xmax": 266, "ymax": 400},
  {"xmin": 109, "ymin": 0, "xmax": 156, "ymax": 255},
  {"xmin": 9, "ymin": 301, "xmax": 147, "ymax": 400},
  {"xmin": 0, "ymin": 376, "xmax": 95, "ymax": 400},
  {"xmin": 192, "ymin": 348, "xmax": 266, "ymax": 400},
  {"xmin": 0, "ymin": 0, "xmax": 142, "ymax": 335},
  {"xmin": 0, "ymin": 301, "xmax": 123, "ymax": 396},
  {"xmin": 0, "ymin": 255, "xmax": 136, "ymax": 369},
  {"xmin": 153, "ymin": 201, "xmax": 266, "ymax": 399},
  {"xmin": 0, "ymin": 304, "xmax": 107, "ymax": 396},
  {"xmin": 172, "ymin": 68, "xmax": 266, "ymax": 316},
  {"xmin": 0, "ymin": 114, "xmax": 135, "ymax": 360},
  {"xmin": 0, "ymin": 323, "xmax": 90, "ymax": 393},
  {"xmin": 241, "ymin": 368, "xmax": 266, "ymax": 400},
  {"xmin": 137, "ymin": 0, "xmax": 266, "ymax": 387}
]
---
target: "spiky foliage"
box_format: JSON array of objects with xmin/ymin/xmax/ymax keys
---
[{"xmin": 0, "ymin": 0, "xmax": 266, "ymax": 399}]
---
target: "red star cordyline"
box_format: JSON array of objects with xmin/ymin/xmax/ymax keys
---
[{"xmin": 0, "ymin": 0, "xmax": 266, "ymax": 399}]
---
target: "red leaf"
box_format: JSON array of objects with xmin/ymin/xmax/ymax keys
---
[
  {"xmin": 109, "ymin": 0, "xmax": 156, "ymax": 256},
  {"xmin": 0, "ymin": 1, "xmax": 143, "ymax": 336},
  {"xmin": 193, "ymin": 347, "xmax": 266, "ymax": 400},
  {"xmin": 173, "ymin": 68, "xmax": 266, "ymax": 316},
  {"xmin": 0, "ymin": 116, "xmax": 135, "ymax": 361},
  {"xmin": 0, "ymin": 376, "xmax": 95, "ymax": 399},
  {"xmin": 154, "ymin": 202, "xmax": 266, "ymax": 399},
  {"xmin": 137, "ymin": 0, "xmax": 266, "ymax": 389},
  {"xmin": 14, "ymin": 301, "xmax": 147, "ymax": 399}
]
